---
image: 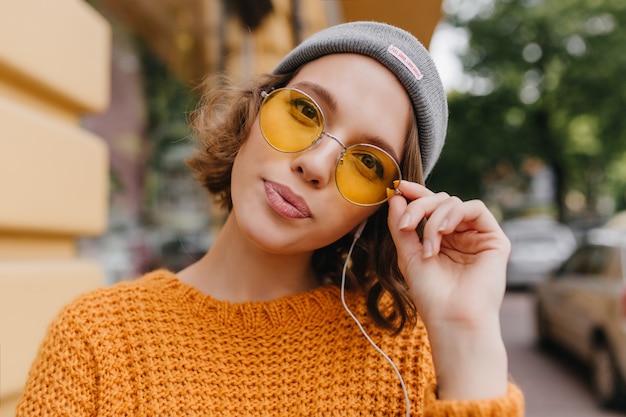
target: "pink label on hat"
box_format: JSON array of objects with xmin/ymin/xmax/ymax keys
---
[{"xmin": 387, "ymin": 45, "xmax": 423, "ymax": 80}]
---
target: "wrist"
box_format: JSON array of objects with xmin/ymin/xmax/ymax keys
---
[{"xmin": 427, "ymin": 317, "xmax": 509, "ymax": 400}]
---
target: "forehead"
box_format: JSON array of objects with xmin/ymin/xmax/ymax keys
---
[
  {"xmin": 286, "ymin": 53, "xmax": 412, "ymax": 157},
  {"xmin": 289, "ymin": 53, "xmax": 407, "ymax": 96}
]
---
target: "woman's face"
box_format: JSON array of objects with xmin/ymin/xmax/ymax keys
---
[{"xmin": 230, "ymin": 53, "xmax": 412, "ymax": 255}]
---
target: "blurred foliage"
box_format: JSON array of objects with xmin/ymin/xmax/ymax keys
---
[
  {"xmin": 427, "ymin": 0, "xmax": 626, "ymax": 221},
  {"xmin": 135, "ymin": 39, "xmax": 199, "ymax": 225},
  {"xmin": 137, "ymin": 41, "xmax": 198, "ymax": 171}
]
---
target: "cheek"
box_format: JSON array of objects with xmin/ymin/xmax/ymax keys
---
[
  {"xmin": 230, "ymin": 135, "xmax": 262, "ymax": 204},
  {"xmin": 231, "ymin": 142, "xmax": 250, "ymax": 182},
  {"xmin": 324, "ymin": 204, "xmax": 378, "ymax": 239},
  {"xmin": 232, "ymin": 127, "xmax": 268, "ymax": 176}
]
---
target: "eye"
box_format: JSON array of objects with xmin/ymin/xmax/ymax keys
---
[
  {"xmin": 353, "ymin": 152, "xmax": 385, "ymax": 180},
  {"xmin": 289, "ymin": 97, "xmax": 321, "ymax": 126},
  {"xmin": 296, "ymin": 99, "xmax": 319, "ymax": 120}
]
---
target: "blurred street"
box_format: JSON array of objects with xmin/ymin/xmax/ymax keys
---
[{"xmin": 502, "ymin": 291, "xmax": 626, "ymax": 416}]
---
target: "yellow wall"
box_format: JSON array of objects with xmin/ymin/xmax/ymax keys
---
[
  {"xmin": 340, "ymin": 0, "xmax": 442, "ymax": 48},
  {"xmin": 0, "ymin": 1, "xmax": 111, "ymax": 415}
]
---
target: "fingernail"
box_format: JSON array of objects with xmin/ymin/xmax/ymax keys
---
[
  {"xmin": 386, "ymin": 187, "xmax": 402, "ymax": 199},
  {"xmin": 438, "ymin": 219, "xmax": 449, "ymax": 232},
  {"xmin": 423, "ymin": 239, "xmax": 433, "ymax": 258},
  {"xmin": 393, "ymin": 180, "xmax": 401, "ymax": 189},
  {"xmin": 399, "ymin": 213, "xmax": 411, "ymax": 229}
]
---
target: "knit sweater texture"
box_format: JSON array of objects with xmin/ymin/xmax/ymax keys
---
[{"xmin": 17, "ymin": 270, "xmax": 524, "ymax": 416}]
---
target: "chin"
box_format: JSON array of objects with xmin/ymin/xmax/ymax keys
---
[{"xmin": 246, "ymin": 225, "xmax": 338, "ymax": 256}]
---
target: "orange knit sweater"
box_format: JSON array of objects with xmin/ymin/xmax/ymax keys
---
[{"xmin": 17, "ymin": 270, "xmax": 524, "ymax": 416}]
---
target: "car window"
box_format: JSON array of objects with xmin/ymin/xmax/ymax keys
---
[
  {"xmin": 558, "ymin": 244, "xmax": 613, "ymax": 277},
  {"xmin": 560, "ymin": 246, "xmax": 593, "ymax": 275}
]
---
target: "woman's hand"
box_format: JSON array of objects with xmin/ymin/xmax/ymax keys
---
[
  {"xmin": 387, "ymin": 181, "xmax": 510, "ymax": 329},
  {"xmin": 387, "ymin": 181, "xmax": 511, "ymax": 400}
]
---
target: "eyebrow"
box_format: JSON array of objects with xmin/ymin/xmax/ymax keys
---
[
  {"xmin": 359, "ymin": 135, "xmax": 401, "ymax": 164},
  {"xmin": 290, "ymin": 81, "xmax": 402, "ymax": 164},
  {"xmin": 292, "ymin": 81, "xmax": 337, "ymax": 113}
]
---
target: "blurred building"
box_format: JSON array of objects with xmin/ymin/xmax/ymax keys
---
[
  {"xmin": 0, "ymin": 1, "xmax": 111, "ymax": 415},
  {"xmin": 98, "ymin": 0, "xmax": 442, "ymax": 85}
]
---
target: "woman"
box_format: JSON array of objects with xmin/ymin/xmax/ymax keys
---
[{"xmin": 17, "ymin": 22, "xmax": 524, "ymax": 416}]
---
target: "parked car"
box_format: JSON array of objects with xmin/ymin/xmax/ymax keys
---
[
  {"xmin": 502, "ymin": 215, "xmax": 577, "ymax": 288},
  {"xmin": 535, "ymin": 228, "xmax": 626, "ymax": 409}
]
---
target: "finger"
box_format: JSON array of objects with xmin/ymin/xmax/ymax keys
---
[
  {"xmin": 392, "ymin": 194, "xmax": 506, "ymax": 259},
  {"xmin": 395, "ymin": 192, "xmax": 462, "ymax": 257},
  {"xmin": 420, "ymin": 196, "xmax": 464, "ymax": 255},
  {"xmin": 395, "ymin": 192, "xmax": 452, "ymax": 232},
  {"xmin": 412, "ymin": 197, "xmax": 502, "ymax": 238},
  {"xmin": 433, "ymin": 200, "xmax": 508, "ymax": 253},
  {"xmin": 440, "ymin": 199, "xmax": 502, "ymax": 235},
  {"xmin": 388, "ymin": 192, "xmax": 424, "ymax": 262},
  {"xmin": 394, "ymin": 180, "xmax": 435, "ymax": 201}
]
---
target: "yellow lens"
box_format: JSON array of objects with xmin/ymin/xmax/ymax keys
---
[
  {"xmin": 259, "ymin": 89, "xmax": 324, "ymax": 152},
  {"xmin": 336, "ymin": 145, "xmax": 401, "ymax": 205}
]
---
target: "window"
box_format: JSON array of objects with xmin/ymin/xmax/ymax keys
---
[{"xmin": 559, "ymin": 244, "xmax": 612, "ymax": 276}]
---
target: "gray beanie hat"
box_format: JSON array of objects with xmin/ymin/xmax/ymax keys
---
[{"xmin": 273, "ymin": 21, "xmax": 448, "ymax": 178}]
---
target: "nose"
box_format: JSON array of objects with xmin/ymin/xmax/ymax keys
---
[{"xmin": 291, "ymin": 134, "xmax": 344, "ymax": 188}]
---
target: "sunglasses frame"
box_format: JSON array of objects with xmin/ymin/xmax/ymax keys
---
[{"xmin": 259, "ymin": 87, "xmax": 403, "ymax": 206}]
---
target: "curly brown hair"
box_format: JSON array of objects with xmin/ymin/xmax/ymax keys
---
[{"xmin": 186, "ymin": 72, "xmax": 424, "ymax": 334}]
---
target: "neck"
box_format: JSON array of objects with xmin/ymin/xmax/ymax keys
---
[{"xmin": 178, "ymin": 214, "xmax": 319, "ymax": 303}]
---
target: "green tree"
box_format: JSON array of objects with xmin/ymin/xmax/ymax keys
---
[
  {"xmin": 428, "ymin": 0, "xmax": 626, "ymax": 222},
  {"xmin": 135, "ymin": 39, "xmax": 199, "ymax": 226}
]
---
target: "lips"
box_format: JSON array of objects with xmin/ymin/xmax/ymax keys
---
[{"xmin": 264, "ymin": 181, "xmax": 312, "ymax": 219}]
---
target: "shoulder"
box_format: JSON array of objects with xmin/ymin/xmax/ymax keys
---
[
  {"xmin": 69, "ymin": 269, "xmax": 177, "ymax": 306},
  {"xmin": 49, "ymin": 269, "xmax": 180, "ymax": 333}
]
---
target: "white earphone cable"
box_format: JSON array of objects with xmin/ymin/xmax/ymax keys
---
[{"xmin": 340, "ymin": 228, "xmax": 411, "ymax": 417}]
